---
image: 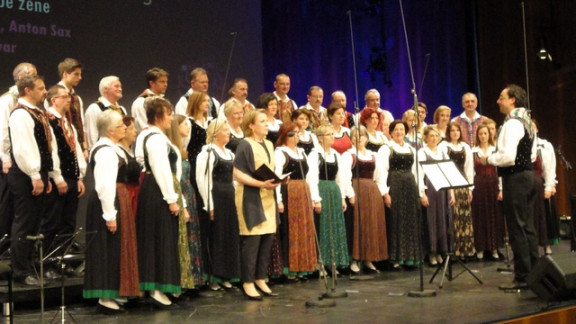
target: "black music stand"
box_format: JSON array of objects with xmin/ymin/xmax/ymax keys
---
[
  {"xmin": 421, "ymin": 160, "xmax": 483, "ymax": 288},
  {"xmin": 43, "ymin": 228, "xmax": 87, "ymax": 324}
]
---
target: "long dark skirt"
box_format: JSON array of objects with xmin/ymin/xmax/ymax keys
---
[
  {"xmin": 387, "ymin": 170, "xmax": 421, "ymax": 265},
  {"xmin": 117, "ymin": 183, "xmax": 140, "ymax": 297},
  {"xmin": 452, "ymin": 188, "xmax": 475, "ymax": 257},
  {"xmin": 472, "ymin": 175, "xmax": 504, "ymax": 252},
  {"xmin": 281, "ymin": 180, "xmax": 317, "ymax": 273},
  {"xmin": 318, "ymin": 180, "xmax": 349, "ymax": 268},
  {"xmin": 424, "ymin": 177, "xmax": 451, "ymax": 255},
  {"xmin": 83, "ymin": 191, "xmax": 121, "ymax": 299},
  {"xmin": 351, "ymin": 179, "xmax": 388, "ymax": 261},
  {"xmin": 210, "ymin": 179, "xmax": 241, "ymax": 281},
  {"xmin": 136, "ymin": 174, "xmax": 181, "ymax": 294}
]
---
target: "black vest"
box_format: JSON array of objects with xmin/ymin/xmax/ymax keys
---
[
  {"xmin": 497, "ymin": 119, "xmax": 534, "ymax": 176},
  {"xmin": 10, "ymin": 106, "xmax": 53, "ymax": 173},
  {"xmin": 49, "ymin": 117, "xmax": 79, "ymax": 179}
]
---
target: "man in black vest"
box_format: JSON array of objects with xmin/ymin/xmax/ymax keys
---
[
  {"xmin": 8, "ymin": 75, "xmax": 60, "ymax": 286},
  {"xmin": 0, "ymin": 63, "xmax": 37, "ymax": 248},
  {"xmin": 42, "ymin": 85, "xmax": 87, "ymax": 279},
  {"xmin": 483, "ymin": 84, "xmax": 538, "ymax": 290}
]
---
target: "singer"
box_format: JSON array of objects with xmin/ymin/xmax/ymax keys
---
[
  {"xmin": 8, "ymin": 75, "xmax": 55, "ymax": 286},
  {"xmin": 83, "ymin": 109, "xmax": 130, "ymax": 313},
  {"xmin": 233, "ymin": 109, "xmax": 280, "ymax": 300}
]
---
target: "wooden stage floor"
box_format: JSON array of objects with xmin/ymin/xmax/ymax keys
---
[{"xmin": 6, "ymin": 240, "xmax": 576, "ymax": 324}]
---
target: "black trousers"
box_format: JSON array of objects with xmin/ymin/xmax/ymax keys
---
[
  {"xmin": 8, "ymin": 167, "xmax": 49, "ymax": 279},
  {"xmin": 41, "ymin": 177, "xmax": 79, "ymax": 258},
  {"xmin": 0, "ymin": 158, "xmax": 14, "ymax": 248},
  {"xmin": 501, "ymin": 170, "xmax": 539, "ymax": 282},
  {"xmin": 240, "ymin": 234, "xmax": 273, "ymax": 283}
]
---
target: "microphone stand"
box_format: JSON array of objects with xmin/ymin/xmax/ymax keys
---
[
  {"xmin": 521, "ymin": 2, "xmax": 531, "ymax": 111},
  {"xmin": 347, "ymin": 9, "xmax": 375, "ymax": 282},
  {"xmin": 289, "ymin": 140, "xmax": 334, "ymax": 308},
  {"xmin": 397, "ymin": 0, "xmax": 436, "ymax": 298},
  {"xmin": 219, "ymin": 32, "xmax": 238, "ymax": 106},
  {"xmin": 200, "ymin": 31, "xmax": 237, "ymax": 296},
  {"xmin": 45, "ymin": 227, "xmax": 85, "ymax": 324},
  {"xmin": 319, "ymin": 142, "xmax": 347, "ymax": 300}
]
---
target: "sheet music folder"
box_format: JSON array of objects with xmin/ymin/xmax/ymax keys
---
[
  {"xmin": 420, "ymin": 159, "xmax": 472, "ymax": 191},
  {"xmin": 253, "ymin": 164, "xmax": 290, "ymax": 184}
]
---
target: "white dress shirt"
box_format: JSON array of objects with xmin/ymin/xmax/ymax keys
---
[{"xmin": 9, "ymin": 99, "xmax": 61, "ymax": 181}]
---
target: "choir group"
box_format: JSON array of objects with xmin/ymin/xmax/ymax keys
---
[{"xmin": 0, "ymin": 60, "xmax": 561, "ymax": 313}]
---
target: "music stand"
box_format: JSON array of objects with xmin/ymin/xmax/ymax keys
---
[
  {"xmin": 43, "ymin": 228, "xmax": 86, "ymax": 324},
  {"xmin": 421, "ymin": 160, "xmax": 483, "ymax": 288}
]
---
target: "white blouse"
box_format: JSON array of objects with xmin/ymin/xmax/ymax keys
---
[
  {"xmin": 274, "ymin": 146, "xmax": 307, "ymax": 203},
  {"xmin": 377, "ymin": 140, "xmax": 425, "ymax": 196},
  {"xmin": 536, "ymin": 137, "xmax": 557, "ymax": 191},
  {"xmin": 91, "ymin": 137, "xmax": 127, "ymax": 221},
  {"xmin": 444, "ymin": 141, "xmax": 474, "ymax": 186},
  {"xmin": 306, "ymin": 147, "xmax": 348, "ymax": 202},
  {"xmin": 342, "ymin": 148, "xmax": 386, "ymax": 196},
  {"xmin": 196, "ymin": 144, "xmax": 234, "ymax": 212},
  {"xmin": 141, "ymin": 126, "xmax": 183, "ymax": 206}
]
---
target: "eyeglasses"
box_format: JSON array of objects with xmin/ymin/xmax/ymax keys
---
[{"xmin": 54, "ymin": 94, "xmax": 71, "ymax": 99}]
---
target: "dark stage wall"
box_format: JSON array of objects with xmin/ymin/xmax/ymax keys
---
[
  {"xmin": 0, "ymin": 0, "xmax": 264, "ymax": 109},
  {"xmin": 262, "ymin": 0, "xmax": 477, "ymax": 124},
  {"xmin": 475, "ymin": 0, "xmax": 576, "ymax": 214}
]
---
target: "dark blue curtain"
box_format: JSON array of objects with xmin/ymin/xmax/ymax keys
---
[{"xmin": 262, "ymin": 0, "xmax": 478, "ymax": 124}]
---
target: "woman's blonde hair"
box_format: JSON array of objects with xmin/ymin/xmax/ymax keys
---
[
  {"xmin": 315, "ymin": 124, "xmax": 334, "ymax": 147},
  {"xmin": 422, "ymin": 125, "xmax": 440, "ymax": 144},
  {"xmin": 164, "ymin": 115, "xmax": 187, "ymax": 157},
  {"xmin": 433, "ymin": 105, "xmax": 451, "ymax": 123},
  {"xmin": 206, "ymin": 120, "xmax": 229, "ymax": 144},
  {"xmin": 242, "ymin": 109, "xmax": 267, "ymax": 137}
]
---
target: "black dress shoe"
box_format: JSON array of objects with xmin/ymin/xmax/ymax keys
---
[
  {"xmin": 363, "ymin": 267, "xmax": 380, "ymax": 274},
  {"xmin": 148, "ymin": 296, "xmax": 171, "ymax": 309},
  {"xmin": 499, "ymin": 281, "xmax": 528, "ymax": 290},
  {"xmin": 242, "ymin": 287, "xmax": 263, "ymax": 301},
  {"xmin": 255, "ymin": 285, "xmax": 279, "ymax": 297},
  {"xmin": 18, "ymin": 275, "xmax": 42, "ymax": 286},
  {"xmin": 97, "ymin": 304, "xmax": 125, "ymax": 315}
]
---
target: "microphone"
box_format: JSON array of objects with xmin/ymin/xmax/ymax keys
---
[{"xmin": 26, "ymin": 234, "xmax": 44, "ymax": 241}]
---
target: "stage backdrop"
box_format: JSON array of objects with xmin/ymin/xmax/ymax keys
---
[{"xmin": 0, "ymin": 0, "xmax": 264, "ymax": 110}]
